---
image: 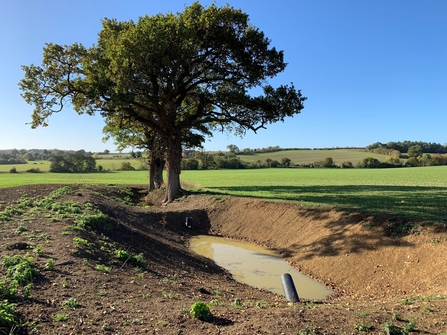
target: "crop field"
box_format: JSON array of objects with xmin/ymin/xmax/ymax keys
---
[
  {"xmin": 236, "ymin": 149, "xmax": 388, "ymax": 165},
  {"xmin": 0, "ymin": 158, "xmax": 146, "ymax": 173},
  {"xmin": 1, "ymin": 166, "xmax": 446, "ymax": 222}
]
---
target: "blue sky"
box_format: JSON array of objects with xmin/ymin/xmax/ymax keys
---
[{"xmin": 1, "ymin": 0, "xmax": 446, "ymax": 152}]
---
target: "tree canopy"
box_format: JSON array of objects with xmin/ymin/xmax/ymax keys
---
[{"xmin": 19, "ymin": 2, "xmax": 306, "ymax": 201}]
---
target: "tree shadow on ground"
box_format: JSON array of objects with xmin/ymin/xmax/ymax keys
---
[
  {"xmin": 277, "ymin": 210, "xmax": 415, "ymax": 262},
  {"xmin": 89, "ymin": 193, "xmax": 222, "ymax": 276},
  {"xmin": 203, "ymin": 191, "xmax": 421, "ymax": 262}
]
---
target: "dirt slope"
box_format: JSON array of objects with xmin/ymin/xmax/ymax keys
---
[
  {"xmin": 206, "ymin": 196, "xmax": 447, "ymax": 301},
  {"xmin": 0, "ymin": 185, "xmax": 446, "ymax": 335}
]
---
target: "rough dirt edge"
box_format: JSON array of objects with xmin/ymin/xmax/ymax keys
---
[{"xmin": 1, "ymin": 184, "xmax": 447, "ymax": 335}]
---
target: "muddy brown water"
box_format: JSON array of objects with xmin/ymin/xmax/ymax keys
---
[{"xmin": 189, "ymin": 235, "xmax": 332, "ymax": 300}]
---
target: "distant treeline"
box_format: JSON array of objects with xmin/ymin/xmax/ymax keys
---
[
  {"xmin": 0, "ymin": 155, "xmax": 27, "ymax": 165},
  {"xmin": 228, "ymin": 145, "xmax": 365, "ymax": 155},
  {"xmin": 181, "ymin": 152, "xmax": 447, "ymax": 170},
  {"xmin": 0, "ymin": 149, "xmax": 96, "ymax": 162},
  {"xmin": 366, "ymin": 141, "xmax": 447, "ymax": 154}
]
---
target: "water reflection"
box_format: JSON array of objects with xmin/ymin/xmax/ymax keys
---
[{"xmin": 190, "ymin": 235, "xmax": 332, "ymax": 299}]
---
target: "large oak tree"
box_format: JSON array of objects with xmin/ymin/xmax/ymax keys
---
[{"xmin": 20, "ymin": 2, "xmax": 306, "ymax": 202}]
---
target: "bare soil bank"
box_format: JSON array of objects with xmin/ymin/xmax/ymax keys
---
[{"xmin": 1, "ymin": 184, "xmax": 446, "ymax": 334}]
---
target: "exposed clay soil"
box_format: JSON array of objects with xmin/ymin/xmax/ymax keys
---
[{"xmin": 1, "ymin": 184, "xmax": 446, "ymax": 334}]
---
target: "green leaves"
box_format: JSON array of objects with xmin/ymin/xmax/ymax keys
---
[
  {"xmin": 19, "ymin": 1, "xmax": 306, "ymax": 201},
  {"xmin": 190, "ymin": 301, "xmax": 212, "ymax": 321}
]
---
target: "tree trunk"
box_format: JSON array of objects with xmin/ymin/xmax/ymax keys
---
[
  {"xmin": 148, "ymin": 158, "xmax": 155, "ymax": 192},
  {"xmin": 153, "ymin": 158, "xmax": 165, "ymax": 189},
  {"xmin": 148, "ymin": 137, "xmax": 166, "ymax": 192},
  {"xmin": 164, "ymin": 133, "xmax": 183, "ymax": 202}
]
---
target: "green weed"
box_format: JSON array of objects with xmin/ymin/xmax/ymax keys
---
[
  {"xmin": 382, "ymin": 322, "xmax": 403, "ymax": 335},
  {"xmin": 62, "ymin": 297, "xmax": 81, "ymax": 309},
  {"xmin": 0, "ymin": 300, "xmax": 16, "ymax": 326},
  {"xmin": 399, "ymin": 294, "xmax": 446, "ymax": 305},
  {"xmin": 156, "ymin": 320, "xmax": 168, "ymax": 327},
  {"xmin": 161, "ymin": 289, "xmax": 178, "ymax": 299},
  {"xmin": 33, "ymin": 244, "xmax": 44, "ymax": 257},
  {"xmin": 354, "ymin": 321, "xmax": 374, "ymax": 332},
  {"xmin": 95, "ymin": 264, "xmax": 111, "ymax": 274},
  {"xmin": 14, "ymin": 225, "xmax": 28, "ymax": 234},
  {"xmin": 114, "ymin": 250, "xmax": 146, "ymax": 268},
  {"xmin": 2, "ymin": 254, "xmax": 39, "ymax": 285},
  {"xmin": 38, "ymin": 233, "xmax": 50, "ymax": 241},
  {"xmin": 392, "ymin": 313, "xmax": 402, "ymax": 321},
  {"xmin": 23, "ymin": 283, "xmax": 33, "ymax": 299},
  {"xmin": 403, "ymin": 321, "xmax": 416, "ymax": 333},
  {"xmin": 163, "ymin": 273, "xmax": 179, "ymax": 283},
  {"xmin": 101, "ymin": 322, "xmax": 110, "ymax": 331},
  {"xmin": 298, "ymin": 325, "xmax": 317, "ymax": 334},
  {"xmin": 73, "ymin": 237, "xmax": 93, "ymax": 248},
  {"xmin": 75, "ymin": 212, "xmax": 108, "ymax": 229},
  {"xmin": 190, "ymin": 301, "xmax": 211, "ymax": 321},
  {"xmin": 422, "ymin": 305, "xmax": 432, "ymax": 313},
  {"xmin": 233, "ymin": 297, "xmax": 242, "ymax": 309},
  {"xmin": 45, "ymin": 259, "xmax": 55, "ymax": 270},
  {"xmin": 53, "ymin": 313, "xmax": 69, "ymax": 322}
]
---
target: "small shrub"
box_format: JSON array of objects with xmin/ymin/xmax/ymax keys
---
[
  {"xmin": 26, "ymin": 168, "xmax": 41, "ymax": 173},
  {"xmin": 119, "ymin": 162, "xmax": 135, "ymax": 171},
  {"xmin": 340, "ymin": 161, "xmax": 354, "ymax": 168},
  {"xmin": 358, "ymin": 157, "xmax": 382, "ymax": 168},
  {"xmin": 190, "ymin": 301, "xmax": 211, "ymax": 321},
  {"xmin": 9, "ymin": 167, "xmax": 17, "ymax": 173}
]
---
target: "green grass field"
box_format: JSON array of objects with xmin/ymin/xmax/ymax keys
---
[{"xmin": 1, "ymin": 166, "xmax": 446, "ymax": 223}]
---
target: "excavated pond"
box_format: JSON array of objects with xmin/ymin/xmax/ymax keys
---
[{"xmin": 190, "ymin": 235, "xmax": 332, "ymax": 300}]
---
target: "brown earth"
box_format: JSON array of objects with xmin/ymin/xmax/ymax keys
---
[{"xmin": 0, "ymin": 184, "xmax": 446, "ymax": 335}]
